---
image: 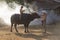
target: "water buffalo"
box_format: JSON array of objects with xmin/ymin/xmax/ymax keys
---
[{"xmin": 10, "ymin": 12, "xmax": 40, "ymax": 33}]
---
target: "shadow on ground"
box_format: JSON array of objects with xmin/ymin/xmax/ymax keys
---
[{"xmin": 15, "ymin": 32, "xmax": 50, "ymax": 40}]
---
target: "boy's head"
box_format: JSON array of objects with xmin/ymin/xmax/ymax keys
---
[
  {"xmin": 41, "ymin": 10, "xmax": 47, "ymax": 15},
  {"xmin": 21, "ymin": 5, "xmax": 23, "ymax": 8}
]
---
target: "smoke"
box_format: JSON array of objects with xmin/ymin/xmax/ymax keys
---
[
  {"xmin": 0, "ymin": 18, "xmax": 7, "ymax": 27},
  {"xmin": 0, "ymin": 1, "xmax": 21, "ymax": 25}
]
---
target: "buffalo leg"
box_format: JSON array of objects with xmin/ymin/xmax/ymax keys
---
[
  {"xmin": 11, "ymin": 23, "xmax": 13, "ymax": 32},
  {"xmin": 24, "ymin": 24, "xmax": 27, "ymax": 33},
  {"xmin": 14, "ymin": 24, "xmax": 18, "ymax": 32},
  {"xmin": 24, "ymin": 24, "xmax": 29, "ymax": 33},
  {"xmin": 26, "ymin": 24, "xmax": 29, "ymax": 33}
]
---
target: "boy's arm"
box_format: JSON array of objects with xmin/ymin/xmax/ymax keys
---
[{"xmin": 22, "ymin": 10, "xmax": 25, "ymax": 12}]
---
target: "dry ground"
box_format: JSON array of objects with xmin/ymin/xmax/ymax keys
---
[{"xmin": 0, "ymin": 23, "xmax": 60, "ymax": 40}]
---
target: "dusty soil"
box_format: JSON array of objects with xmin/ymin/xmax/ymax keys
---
[{"xmin": 0, "ymin": 23, "xmax": 60, "ymax": 40}]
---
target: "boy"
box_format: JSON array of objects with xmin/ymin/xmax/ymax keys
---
[
  {"xmin": 20, "ymin": 5, "xmax": 25, "ymax": 14},
  {"xmin": 41, "ymin": 11, "xmax": 47, "ymax": 33}
]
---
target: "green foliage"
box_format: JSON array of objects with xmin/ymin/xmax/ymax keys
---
[
  {"xmin": 0, "ymin": 0, "xmax": 34, "ymax": 9},
  {"xmin": 4, "ymin": 0, "xmax": 34, "ymax": 9},
  {"xmin": 5, "ymin": 0, "xmax": 34, "ymax": 5},
  {"xmin": 5, "ymin": 0, "xmax": 24, "ymax": 8}
]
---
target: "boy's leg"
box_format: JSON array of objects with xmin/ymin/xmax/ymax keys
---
[
  {"xmin": 43, "ymin": 21, "xmax": 46, "ymax": 33},
  {"xmin": 42, "ymin": 20, "xmax": 46, "ymax": 33}
]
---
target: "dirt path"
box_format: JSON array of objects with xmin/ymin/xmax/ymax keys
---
[{"xmin": 0, "ymin": 23, "xmax": 60, "ymax": 40}]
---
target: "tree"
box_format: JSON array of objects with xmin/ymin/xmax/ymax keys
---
[
  {"xmin": 5, "ymin": 0, "xmax": 34, "ymax": 5},
  {"xmin": 4, "ymin": 0, "xmax": 34, "ymax": 13},
  {"xmin": 4, "ymin": 0, "xmax": 34, "ymax": 8}
]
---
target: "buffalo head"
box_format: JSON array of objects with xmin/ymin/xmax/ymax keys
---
[{"xmin": 31, "ymin": 12, "xmax": 40, "ymax": 18}]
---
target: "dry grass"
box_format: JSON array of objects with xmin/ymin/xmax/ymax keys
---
[{"xmin": 0, "ymin": 23, "xmax": 60, "ymax": 40}]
